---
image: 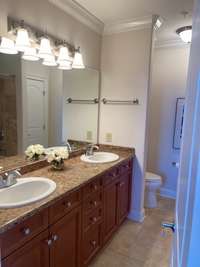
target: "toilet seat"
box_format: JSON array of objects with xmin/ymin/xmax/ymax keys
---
[{"xmin": 145, "ymin": 172, "xmax": 162, "ymax": 182}]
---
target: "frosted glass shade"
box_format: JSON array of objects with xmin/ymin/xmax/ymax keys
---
[
  {"xmin": 176, "ymin": 26, "xmax": 192, "ymax": 43},
  {"xmin": 15, "ymin": 28, "xmax": 30, "ymax": 52},
  {"xmin": 42, "ymin": 55, "xmax": 57, "ymax": 66},
  {"xmin": 0, "ymin": 37, "xmax": 18, "ymax": 54},
  {"xmin": 58, "ymin": 60, "xmax": 72, "ymax": 70},
  {"xmin": 57, "ymin": 46, "xmax": 70, "ymax": 63},
  {"xmin": 22, "ymin": 47, "xmax": 39, "ymax": 61},
  {"xmin": 38, "ymin": 38, "xmax": 53, "ymax": 59},
  {"xmin": 72, "ymin": 50, "xmax": 85, "ymax": 69}
]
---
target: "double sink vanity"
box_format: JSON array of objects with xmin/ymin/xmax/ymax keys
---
[{"xmin": 0, "ymin": 146, "xmax": 134, "ymax": 267}]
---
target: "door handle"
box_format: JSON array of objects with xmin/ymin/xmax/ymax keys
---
[{"xmin": 162, "ymin": 221, "xmax": 175, "ymax": 233}]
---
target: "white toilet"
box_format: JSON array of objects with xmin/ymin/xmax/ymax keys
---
[{"xmin": 145, "ymin": 172, "xmax": 162, "ymax": 208}]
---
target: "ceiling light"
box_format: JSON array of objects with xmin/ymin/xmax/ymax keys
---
[
  {"xmin": 72, "ymin": 47, "xmax": 85, "ymax": 69},
  {"xmin": 22, "ymin": 47, "xmax": 39, "ymax": 61},
  {"xmin": 0, "ymin": 37, "xmax": 18, "ymax": 54},
  {"xmin": 15, "ymin": 28, "xmax": 30, "ymax": 52},
  {"xmin": 42, "ymin": 55, "xmax": 57, "ymax": 66},
  {"xmin": 58, "ymin": 60, "xmax": 72, "ymax": 70},
  {"xmin": 38, "ymin": 37, "xmax": 53, "ymax": 60},
  {"xmin": 176, "ymin": 26, "xmax": 192, "ymax": 43},
  {"xmin": 57, "ymin": 45, "xmax": 70, "ymax": 63}
]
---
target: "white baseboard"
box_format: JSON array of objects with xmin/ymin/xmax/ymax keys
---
[
  {"xmin": 159, "ymin": 187, "xmax": 176, "ymax": 199},
  {"xmin": 128, "ymin": 208, "xmax": 145, "ymax": 222}
]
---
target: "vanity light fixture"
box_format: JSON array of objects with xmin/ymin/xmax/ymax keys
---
[
  {"xmin": 0, "ymin": 37, "xmax": 18, "ymax": 54},
  {"xmin": 176, "ymin": 26, "xmax": 192, "ymax": 43},
  {"xmin": 38, "ymin": 37, "xmax": 53, "ymax": 60},
  {"xmin": 58, "ymin": 62, "xmax": 72, "ymax": 70},
  {"xmin": 22, "ymin": 47, "xmax": 39, "ymax": 61},
  {"xmin": 15, "ymin": 22, "xmax": 31, "ymax": 52},
  {"xmin": 72, "ymin": 47, "xmax": 85, "ymax": 69},
  {"xmin": 43, "ymin": 55, "xmax": 57, "ymax": 66},
  {"xmin": 57, "ymin": 45, "xmax": 70, "ymax": 63}
]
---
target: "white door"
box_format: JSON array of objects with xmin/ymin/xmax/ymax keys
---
[
  {"xmin": 171, "ymin": 0, "xmax": 200, "ymax": 266},
  {"xmin": 25, "ymin": 78, "xmax": 48, "ymax": 148}
]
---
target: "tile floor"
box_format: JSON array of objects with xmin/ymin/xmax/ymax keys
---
[{"xmin": 89, "ymin": 197, "xmax": 175, "ymax": 267}]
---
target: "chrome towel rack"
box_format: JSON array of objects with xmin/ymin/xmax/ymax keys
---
[
  {"xmin": 102, "ymin": 98, "xmax": 139, "ymax": 105},
  {"xmin": 66, "ymin": 98, "xmax": 99, "ymax": 104}
]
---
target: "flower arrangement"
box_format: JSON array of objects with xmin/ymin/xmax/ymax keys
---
[
  {"xmin": 25, "ymin": 144, "xmax": 45, "ymax": 161},
  {"xmin": 47, "ymin": 148, "xmax": 69, "ymax": 170}
]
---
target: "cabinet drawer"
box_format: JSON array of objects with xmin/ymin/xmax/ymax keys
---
[
  {"xmin": 83, "ymin": 178, "xmax": 102, "ymax": 199},
  {"xmin": 83, "ymin": 191, "xmax": 102, "ymax": 214},
  {"xmin": 83, "ymin": 207, "xmax": 103, "ymax": 232},
  {"xmin": 119, "ymin": 159, "xmax": 132, "ymax": 174},
  {"xmin": 102, "ymin": 167, "xmax": 119, "ymax": 186},
  {"xmin": 0, "ymin": 209, "xmax": 48, "ymax": 259},
  {"xmin": 49, "ymin": 190, "xmax": 81, "ymax": 224},
  {"xmin": 82, "ymin": 224, "xmax": 102, "ymax": 265}
]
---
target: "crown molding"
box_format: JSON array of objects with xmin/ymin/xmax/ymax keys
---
[
  {"xmin": 48, "ymin": 0, "xmax": 104, "ymax": 34},
  {"xmin": 155, "ymin": 38, "xmax": 191, "ymax": 48},
  {"xmin": 103, "ymin": 16, "xmax": 152, "ymax": 35}
]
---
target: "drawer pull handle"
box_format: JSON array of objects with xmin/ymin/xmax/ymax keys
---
[
  {"xmin": 46, "ymin": 239, "xmax": 53, "ymax": 246},
  {"xmin": 91, "ymin": 217, "xmax": 97, "ymax": 223},
  {"xmin": 119, "ymin": 182, "xmax": 125, "ymax": 187},
  {"xmin": 52, "ymin": 235, "xmax": 58, "ymax": 242},
  {"xmin": 66, "ymin": 201, "xmax": 72, "ymax": 208},
  {"xmin": 90, "ymin": 240, "xmax": 97, "ymax": 247},
  {"xmin": 23, "ymin": 228, "xmax": 31, "ymax": 235},
  {"xmin": 93, "ymin": 201, "xmax": 97, "ymax": 206}
]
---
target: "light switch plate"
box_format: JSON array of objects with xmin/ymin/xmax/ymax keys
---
[
  {"xmin": 106, "ymin": 133, "xmax": 112, "ymax": 142},
  {"xmin": 86, "ymin": 131, "xmax": 93, "ymax": 141}
]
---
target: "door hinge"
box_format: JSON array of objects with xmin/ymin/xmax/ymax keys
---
[
  {"xmin": 43, "ymin": 91, "xmax": 46, "ymax": 96},
  {"xmin": 43, "ymin": 124, "xmax": 46, "ymax": 130}
]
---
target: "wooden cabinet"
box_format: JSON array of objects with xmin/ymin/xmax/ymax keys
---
[
  {"xmin": 49, "ymin": 206, "xmax": 81, "ymax": 267},
  {"xmin": 103, "ymin": 181, "xmax": 118, "ymax": 243},
  {"xmin": 0, "ymin": 157, "xmax": 133, "ymax": 267},
  {"xmin": 117, "ymin": 172, "xmax": 131, "ymax": 225},
  {"xmin": 2, "ymin": 230, "xmax": 49, "ymax": 267}
]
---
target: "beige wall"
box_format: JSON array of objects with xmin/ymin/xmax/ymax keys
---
[
  {"xmin": 0, "ymin": 0, "xmax": 101, "ymax": 69},
  {"xmin": 100, "ymin": 27, "xmax": 153, "ymax": 221},
  {"xmin": 147, "ymin": 45, "xmax": 190, "ymax": 198}
]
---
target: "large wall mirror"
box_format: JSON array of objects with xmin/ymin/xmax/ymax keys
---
[{"xmin": 0, "ymin": 53, "xmax": 100, "ymax": 169}]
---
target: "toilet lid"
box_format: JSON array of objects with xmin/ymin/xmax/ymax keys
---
[{"xmin": 145, "ymin": 172, "xmax": 162, "ymax": 182}]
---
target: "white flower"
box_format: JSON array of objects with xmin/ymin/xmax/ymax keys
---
[
  {"xmin": 47, "ymin": 148, "xmax": 69, "ymax": 163},
  {"xmin": 25, "ymin": 144, "xmax": 45, "ymax": 159}
]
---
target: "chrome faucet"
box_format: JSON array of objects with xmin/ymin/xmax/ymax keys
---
[
  {"xmin": 66, "ymin": 141, "xmax": 72, "ymax": 153},
  {"xmin": 85, "ymin": 144, "xmax": 99, "ymax": 156},
  {"xmin": 0, "ymin": 169, "xmax": 21, "ymax": 189}
]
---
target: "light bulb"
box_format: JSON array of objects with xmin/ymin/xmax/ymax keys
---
[
  {"xmin": 0, "ymin": 37, "xmax": 18, "ymax": 54},
  {"xmin": 176, "ymin": 26, "xmax": 192, "ymax": 43},
  {"xmin": 58, "ymin": 60, "xmax": 72, "ymax": 70},
  {"xmin": 43, "ymin": 55, "xmax": 57, "ymax": 66},
  {"xmin": 57, "ymin": 46, "xmax": 70, "ymax": 63},
  {"xmin": 22, "ymin": 47, "xmax": 39, "ymax": 61},
  {"xmin": 15, "ymin": 28, "xmax": 30, "ymax": 52},
  {"xmin": 72, "ymin": 48, "xmax": 85, "ymax": 69},
  {"xmin": 38, "ymin": 37, "xmax": 53, "ymax": 59}
]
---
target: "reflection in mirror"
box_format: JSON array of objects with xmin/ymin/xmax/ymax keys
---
[{"xmin": 0, "ymin": 52, "xmax": 100, "ymax": 171}]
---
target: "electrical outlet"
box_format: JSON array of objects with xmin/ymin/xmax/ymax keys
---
[
  {"xmin": 106, "ymin": 133, "xmax": 112, "ymax": 142},
  {"xmin": 86, "ymin": 131, "xmax": 93, "ymax": 141}
]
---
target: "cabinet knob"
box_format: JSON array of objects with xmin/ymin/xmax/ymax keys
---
[
  {"xmin": 119, "ymin": 182, "xmax": 125, "ymax": 187},
  {"xmin": 92, "ymin": 184, "xmax": 98, "ymax": 191},
  {"xmin": 90, "ymin": 240, "xmax": 97, "ymax": 247},
  {"xmin": 46, "ymin": 239, "xmax": 53, "ymax": 246},
  {"xmin": 23, "ymin": 228, "xmax": 31, "ymax": 235},
  {"xmin": 66, "ymin": 201, "xmax": 72, "ymax": 208},
  {"xmin": 52, "ymin": 235, "xmax": 58, "ymax": 242},
  {"xmin": 91, "ymin": 217, "xmax": 97, "ymax": 223},
  {"xmin": 93, "ymin": 201, "xmax": 97, "ymax": 207}
]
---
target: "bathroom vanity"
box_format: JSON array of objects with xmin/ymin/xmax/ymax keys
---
[{"xmin": 0, "ymin": 147, "xmax": 134, "ymax": 267}]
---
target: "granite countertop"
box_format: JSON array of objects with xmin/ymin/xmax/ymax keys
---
[{"xmin": 0, "ymin": 146, "xmax": 134, "ymax": 234}]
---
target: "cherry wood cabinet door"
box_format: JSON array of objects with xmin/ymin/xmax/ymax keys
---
[
  {"xmin": 117, "ymin": 172, "xmax": 131, "ymax": 225},
  {"xmin": 2, "ymin": 230, "xmax": 49, "ymax": 267},
  {"xmin": 103, "ymin": 181, "xmax": 118, "ymax": 243},
  {"xmin": 49, "ymin": 206, "xmax": 81, "ymax": 267}
]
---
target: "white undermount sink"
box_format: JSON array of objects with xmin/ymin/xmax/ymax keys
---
[
  {"xmin": 0, "ymin": 177, "xmax": 56, "ymax": 208},
  {"xmin": 80, "ymin": 152, "xmax": 119, "ymax": 164}
]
